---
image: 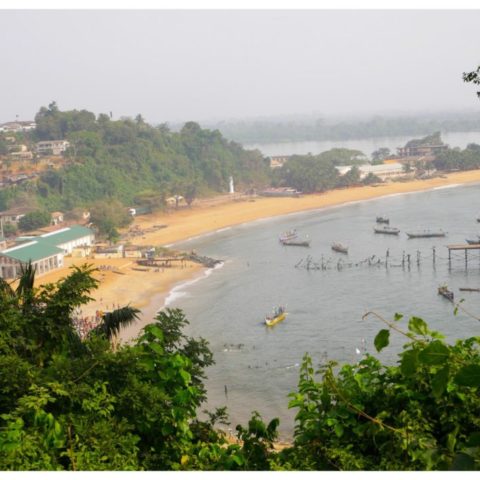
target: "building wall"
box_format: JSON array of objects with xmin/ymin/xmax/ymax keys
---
[
  {"xmin": 56, "ymin": 234, "xmax": 95, "ymax": 254},
  {"xmin": 0, "ymin": 253, "xmax": 63, "ymax": 279}
]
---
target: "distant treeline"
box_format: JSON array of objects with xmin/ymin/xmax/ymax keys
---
[{"xmin": 208, "ymin": 112, "xmax": 480, "ymax": 144}]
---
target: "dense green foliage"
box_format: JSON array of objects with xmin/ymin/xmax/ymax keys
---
[
  {"xmin": 211, "ymin": 112, "xmax": 480, "ymax": 144},
  {"xmin": 2, "ymin": 104, "xmax": 270, "ymax": 216},
  {"xmin": 1, "ymin": 265, "xmax": 478, "ymax": 471},
  {"xmin": 18, "ymin": 210, "xmax": 51, "ymax": 231},
  {"xmin": 434, "ymin": 143, "xmax": 480, "ymax": 171},
  {"xmin": 272, "ymin": 149, "xmax": 372, "ymax": 193},
  {"xmin": 280, "ymin": 313, "xmax": 480, "ymax": 470}
]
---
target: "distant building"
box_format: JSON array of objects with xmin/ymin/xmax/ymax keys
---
[
  {"xmin": 0, "ymin": 225, "xmax": 95, "ymax": 279},
  {"xmin": 36, "ymin": 140, "xmax": 70, "ymax": 155},
  {"xmin": 397, "ymin": 144, "xmax": 448, "ymax": 158},
  {"xmin": 0, "ymin": 206, "xmax": 34, "ymax": 224},
  {"xmin": 0, "ymin": 121, "xmax": 36, "ymax": 133},
  {"xmin": 269, "ymin": 156, "xmax": 290, "ymax": 169},
  {"xmin": 51, "ymin": 211, "xmax": 64, "ymax": 225},
  {"xmin": 336, "ymin": 163, "xmax": 405, "ymax": 181}
]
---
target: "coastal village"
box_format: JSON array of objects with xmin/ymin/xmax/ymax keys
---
[{"xmin": 0, "ymin": 119, "xmax": 474, "ymax": 340}]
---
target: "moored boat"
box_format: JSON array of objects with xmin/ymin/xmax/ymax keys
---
[
  {"xmin": 374, "ymin": 225, "xmax": 400, "ymax": 235},
  {"xmin": 376, "ymin": 216, "xmax": 390, "ymax": 224},
  {"xmin": 406, "ymin": 230, "xmax": 446, "ymax": 238},
  {"xmin": 438, "ymin": 285, "xmax": 454, "ymax": 302},
  {"xmin": 281, "ymin": 238, "xmax": 310, "ymax": 247},
  {"xmin": 279, "ymin": 229, "xmax": 297, "ymax": 242},
  {"xmin": 265, "ymin": 306, "xmax": 287, "ymax": 327},
  {"xmin": 331, "ymin": 243, "xmax": 348, "ymax": 254},
  {"xmin": 466, "ymin": 236, "xmax": 480, "ymax": 245}
]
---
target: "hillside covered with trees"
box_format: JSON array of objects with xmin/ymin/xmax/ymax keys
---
[{"xmin": 0, "ymin": 103, "xmax": 271, "ymax": 214}]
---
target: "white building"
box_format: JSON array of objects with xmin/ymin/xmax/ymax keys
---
[
  {"xmin": 36, "ymin": 140, "xmax": 70, "ymax": 155},
  {"xmin": 0, "ymin": 225, "xmax": 95, "ymax": 279},
  {"xmin": 335, "ymin": 163, "xmax": 405, "ymax": 181}
]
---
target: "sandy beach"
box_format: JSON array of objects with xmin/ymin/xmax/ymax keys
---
[{"xmin": 34, "ymin": 170, "xmax": 480, "ymax": 342}]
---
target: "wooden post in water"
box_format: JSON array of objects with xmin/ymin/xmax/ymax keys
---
[
  {"xmin": 407, "ymin": 254, "xmax": 411, "ymax": 269},
  {"xmin": 402, "ymin": 251, "xmax": 405, "ymax": 269},
  {"xmin": 433, "ymin": 246, "xmax": 436, "ymax": 266},
  {"xmin": 465, "ymin": 248, "xmax": 468, "ymax": 269},
  {"xmin": 417, "ymin": 250, "xmax": 420, "ymax": 267},
  {"xmin": 448, "ymin": 247, "xmax": 451, "ymax": 269},
  {"xmin": 386, "ymin": 249, "xmax": 389, "ymax": 268}
]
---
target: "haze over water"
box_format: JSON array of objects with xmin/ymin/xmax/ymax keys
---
[{"xmin": 168, "ymin": 183, "xmax": 480, "ymax": 437}]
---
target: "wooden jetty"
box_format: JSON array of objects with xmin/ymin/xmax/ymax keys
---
[
  {"xmin": 446, "ymin": 243, "xmax": 480, "ymax": 267},
  {"xmin": 459, "ymin": 287, "xmax": 480, "ymax": 292}
]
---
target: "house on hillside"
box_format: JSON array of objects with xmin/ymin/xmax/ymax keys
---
[
  {"xmin": 0, "ymin": 121, "xmax": 36, "ymax": 133},
  {"xmin": 0, "ymin": 225, "xmax": 95, "ymax": 279},
  {"xmin": 51, "ymin": 211, "xmax": 64, "ymax": 225},
  {"xmin": 36, "ymin": 140, "xmax": 70, "ymax": 155},
  {"xmin": 0, "ymin": 206, "xmax": 34, "ymax": 224}
]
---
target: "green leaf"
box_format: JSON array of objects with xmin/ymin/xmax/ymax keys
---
[
  {"xmin": 454, "ymin": 364, "xmax": 480, "ymax": 387},
  {"xmin": 408, "ymin": 316, "xmax": 428, "ymax": 336},
  {"xmin": 179, "ymin": 369, "xmax": 191, "ymax": 384},
  {"xmin": 431, "ymin": 366, "xmax": 449, "ymax": 397},
  {"xmin": 400, "ymin": 349, "xmax": 419, "ymax": 376},
  {"xmin": 374, "ymin": 329, "xmax": 390, "ymax": 352},
  {"xmin": 334, "ymin": 423, "xmax": 344, "ymax": 437},
  {"xmin": 148, "ymin": 342, "xmax": 164, "ymax": 355},
  {"xmin": 450, "ymin": 453, "xmax": 475, "ymax": 471},
  {"xmin": 148, "ymin": 325, "xmax": 164, "ymax": 340},
  {"xmin": 418, "ymin": 341, "xmax": 449, "ymax": 365},
  {"xmin": 466, "ymin": 432, "xmax": 480, "ymax": 447},
  {"xmin": 394, "ymin": 313, "xmax": 403, "ymax": 322}
]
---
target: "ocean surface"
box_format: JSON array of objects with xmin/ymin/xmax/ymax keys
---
[
  {"xmin": 167, "ymin": 183, "xmax": 480, "ymax": 438},
  {"xmin": 244, "ymin": 130, "xmax": 480, "ymax": 157}
]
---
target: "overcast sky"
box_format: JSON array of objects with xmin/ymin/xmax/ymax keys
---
[{"xmin": 1, "ymin": 9, "xmax": 479, "ymax": 124}]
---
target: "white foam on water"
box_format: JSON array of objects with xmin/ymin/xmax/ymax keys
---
[{"xmin": 162, "ymin": 261, "xmax": 225, "ymax": 308}]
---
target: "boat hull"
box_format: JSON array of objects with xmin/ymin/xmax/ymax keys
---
[
  {"xmin": 374, "ymin": 228, "xmax": 399, "ymax": 235},
  {"xmin": 265, "ymin": 312, "xmax": 287, "ymax": 327},
  {"xmin": 407, "ymin": 233, "xmax": 445, "ymax": 238}
]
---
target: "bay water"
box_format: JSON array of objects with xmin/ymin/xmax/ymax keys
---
[{"xmin": 167, "ymin": 183, "xmax": 480, "ymax": 438}]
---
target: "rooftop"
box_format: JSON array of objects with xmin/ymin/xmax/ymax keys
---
[
  {"xmin": 39, "ymin": 225, "xmax": 94, "ymax": 246},
  {"xmin": 0, "ymin": 240, "xmax": 63, "ymax": 263}
]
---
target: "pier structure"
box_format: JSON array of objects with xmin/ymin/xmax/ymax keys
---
[{"xmin": 446, "ymin": 243, "xmax": 480, "ymax": 268}]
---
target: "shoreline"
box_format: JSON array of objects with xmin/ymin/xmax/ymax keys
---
[{"xmin": 36, "ymin": 170, "xmax": 480, "ymax": 343}]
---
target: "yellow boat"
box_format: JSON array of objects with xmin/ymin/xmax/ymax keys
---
[{"xmin": 265, "ymin": 306, "xmax": 287, "ymax": 327}]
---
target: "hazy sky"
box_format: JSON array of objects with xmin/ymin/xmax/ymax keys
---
[{"xmin": 1, "ymin": 9, "xmax": 480, "ymax": 124}]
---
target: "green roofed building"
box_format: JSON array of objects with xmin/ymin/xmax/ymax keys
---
[{"xmin": 0, "ymin": 225, "xmax": 94, "ymax": 279}]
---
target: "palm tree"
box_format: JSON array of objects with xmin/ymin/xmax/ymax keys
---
[{"xmin": 0, "ymin": 261, "xmax": 140, "ymax": 352}]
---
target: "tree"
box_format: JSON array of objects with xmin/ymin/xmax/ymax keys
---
[
  {"xmin": 18, "ymin": 210, "xmax": 51, "ymax": 231},
  {"xmin": 371, "ymin": 147, "xmax": 391, "ymax": 164},
  {"xmin": 89, "ymin": 199, "xmax": 132, "ymax": 240},
  {"xmin": 281, "ymin": 313, "xmax": 480, "ymax": 470},
  {"xmin": 463, "ymin": 65, "xmax": 480, "ymax": 98}
]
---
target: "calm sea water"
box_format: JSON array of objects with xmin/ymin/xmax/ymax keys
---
[
  {"xmin": 244, "ymin": 131, "xmax": 480, "ymax": 157},
  {"xmin": 167, "ymin": 183, "xmax": 480, "ymax": 437}
]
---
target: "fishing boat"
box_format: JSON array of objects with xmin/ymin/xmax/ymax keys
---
[
  {"xmin": 279, "ymin": 229, "xmax": 297, "ymax": 242},
  {"xmin": 406, "ymin": 230, "xmax": 446, "ymax": 239},
  {"xmin": 376, "ymin": 216, "xmax": 390, "ymax": 224},
  {"xmin": 265, "ymin": 306, "xmax": 287, "ymax": 327},
  {"xmin": 438, "ymin": 285, "xmax": 454, "ymax": 302},
  {"xmin": 279, "ymin": 230, "xmax": 310, "ymax": 247},
  {"xmin": 466, "ymin": 236, "xmax": 480, "ymax": 245},
  {"xmin": 331, "ymin": 243, "xmax": 348, "ymax": 254},
  {"xmin": 281, "ymin": 238, "xmax": 311, "ymax": 247},
  {"xmin": 374, "ymin": 225, "xmax": 400, "ymax": 235}
]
